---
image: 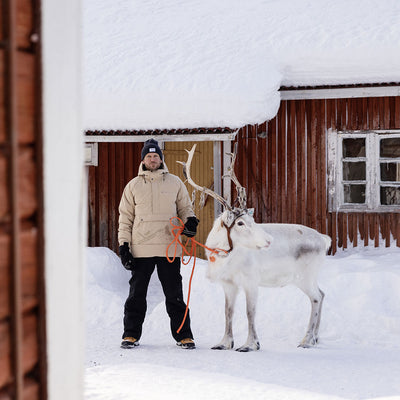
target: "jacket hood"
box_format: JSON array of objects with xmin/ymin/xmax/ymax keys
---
[{"xmin": 137, "ymin": 161, "xmax": 169, "ymax": 176}]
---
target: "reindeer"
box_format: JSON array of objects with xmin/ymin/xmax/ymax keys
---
[{"xmin": 179, "ymin": 144, "xmax": 331, "ymax": 352}]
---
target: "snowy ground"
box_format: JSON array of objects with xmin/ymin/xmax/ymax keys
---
[{"xmin": 85, "ymin": 246, "xmax": 400, "ymax": 400}]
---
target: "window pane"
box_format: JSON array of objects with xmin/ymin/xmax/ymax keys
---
[
  {"xmin": 380, "ymin": 138, "xmax": 400, "ymax": 158},
  {"xmin": 380, "ymin": 186, "xmax": 400, "ymax": 205},
  {"xmin": 380, "ymin": 163, "xmax": 400, "ymax": 182},
  {"xmin": 344, "ymin": 184, "xmax": 365, "ymax": 203},
  {"xmin": 343, "ymin": 138, "xmax": 365, "ymax": 157},
  {"xmin": 343, "ymin": 161, "xmax": 366, "ymax": 180}
]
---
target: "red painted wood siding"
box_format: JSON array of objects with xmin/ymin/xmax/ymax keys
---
[
  {"xmin": 236, "ymin": 96, "xmax": 400, "ymax": 253},
  {"xmin": 88, "ymin": 142, "xmax": 143, "ymax": 252},
  {"xmin": 0, "ymin": 0, "xmax": 46, "ymax": 398}
]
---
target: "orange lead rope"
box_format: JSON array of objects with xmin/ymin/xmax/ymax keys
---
[{"xmin": 166, "ymin": 217, "xmax": 227, "ymax": 333}]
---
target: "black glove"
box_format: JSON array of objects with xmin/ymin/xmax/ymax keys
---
[
  {"xmin": 182, "ymin": 216, "xmax": 199, "ymax": 238},
  {"xmin": 119, "ymin": 242, "xmax": 135, "ymax": 270}
]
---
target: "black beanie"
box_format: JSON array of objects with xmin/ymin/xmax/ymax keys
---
[{"xmin": 141, "ymin": 139, "xmax": 163, "ymax": 160}]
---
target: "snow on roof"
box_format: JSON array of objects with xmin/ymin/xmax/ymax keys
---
[{"xmin": 83, "ymin": 0, "xmax": 400, "ymax": 131}]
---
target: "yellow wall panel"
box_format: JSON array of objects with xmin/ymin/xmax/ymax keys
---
[{"xmin": 164, "ymin": 141, "xmax": 215, "ymax": 259}]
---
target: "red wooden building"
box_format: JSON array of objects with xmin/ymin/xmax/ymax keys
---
[{"xmin": 86, "ymin": 84, "xmax": 400, "ymax": 255}]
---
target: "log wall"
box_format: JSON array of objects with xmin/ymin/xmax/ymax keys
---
[{"xmin": 0, "ymin": 0, "xmax": 46, "ymax": 398}]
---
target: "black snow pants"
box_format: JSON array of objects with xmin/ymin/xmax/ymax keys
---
[{"xmin": 122, "ymin": 256, "xmax": 193, "ymax": 342}]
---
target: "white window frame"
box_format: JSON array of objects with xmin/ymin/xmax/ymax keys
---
[{"xmin": 328, "ymin": 129, "xmax": 400, "ymax": 212}]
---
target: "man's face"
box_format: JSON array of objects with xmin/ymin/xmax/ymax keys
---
[{"xmin": 143, "ymin": 153, "xmax": 162, "ymax": 171}]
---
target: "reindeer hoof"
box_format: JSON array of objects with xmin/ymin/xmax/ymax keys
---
[
  {"xmin": 211, "ymin": 342, "xmax": 233, "ymax": 350},
  {"xmin": 298, "ymin": 337, "xmax": 317, "ymax": 348},
  {"xmin": 236, "ymin": 346, "xmax": 252, "ymax": 352},
  {"xmin": 212, "ymin": 345, "xmax": 228, "ymax": 350},
  {"xmin": 236, "ymin": 342, "xmax": 260, "ymax": 352}
]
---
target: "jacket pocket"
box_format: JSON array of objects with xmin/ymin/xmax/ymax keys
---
[{"xmin": 132, "ymin": 215, "xmax": 174, "ymax": 245}]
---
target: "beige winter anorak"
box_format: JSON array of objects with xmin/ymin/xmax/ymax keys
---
[{"xmin": 118, "ymin": 163, "xmax": 195, "ymax": 258}]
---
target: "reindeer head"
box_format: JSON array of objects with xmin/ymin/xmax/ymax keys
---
[{"xmin": 219, "ymin": 208, "xmax": 272, "ymax": 251}]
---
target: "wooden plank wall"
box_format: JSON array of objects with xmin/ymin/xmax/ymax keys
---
[
  {"xmin": 164, "ymin": 141, "xmax": 215, "ymax": 259},
  {"xmin": 88, "ymin": 142, "xmax": 143, "ymax": 253},
  {"xmin": 0, "ymin": 0, "xmax": 45, "ymax": 399},
  {"xmin": 236, "ymin": 96, "xmax": 400, "ymax": 253}
]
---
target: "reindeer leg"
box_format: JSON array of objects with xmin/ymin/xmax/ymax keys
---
[
  {"xmin": 236, "ymin": 286, "xmax": 260, "ymax": 352},
  {"xmin": 298, "ymin": 285, "xmax": 324, "ymax": 348},
  {"xmin": 212, "ymin": 283, "xmax": 238, "ymax": 350},
  {"xmin": 314, "ymin": 288, "xmax": 325, "ymax": 337}
]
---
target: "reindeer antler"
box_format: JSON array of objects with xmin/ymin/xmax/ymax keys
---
[
  {"xmin": 177, "ymin": 144, "xmax": 232, "ymax": 211},
  {"xmin": 224, "ymin": 143, "xmax": 247, "ymax": 210}
]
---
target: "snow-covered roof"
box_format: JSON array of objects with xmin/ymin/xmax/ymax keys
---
[{"xmin": 83, "ymin": 0, "xmax": 400, "ymax": 131}]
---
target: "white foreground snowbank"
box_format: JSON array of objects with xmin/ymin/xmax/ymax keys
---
[{"xmin": 85, "ymin": 245, "xmax": 400, "ymax": 399}]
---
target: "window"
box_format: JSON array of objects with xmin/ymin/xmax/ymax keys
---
[{"xmin": 328, "ymin": 130, "xmax": 400, "ymax": 212}]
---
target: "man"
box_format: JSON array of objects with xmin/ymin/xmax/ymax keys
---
[{"xmin": 118, "ymin": 139, "xmax": 199, "ymax": 350}]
